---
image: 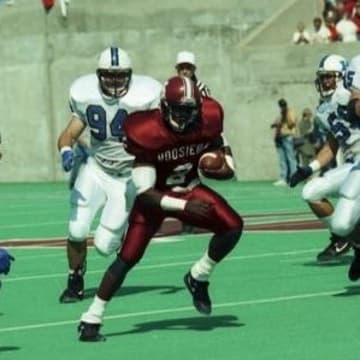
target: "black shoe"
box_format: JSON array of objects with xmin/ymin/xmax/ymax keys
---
[
  {"xmin": 183, "ymin": 272, "xmax": 211, "ymax": 315},
  {"xmin": 316, "ymin": 236, "xmax": 351, "ymax": 262},
  {"xmin": 78, "ymin": 321, "xmax": 105, "ymax": 342},
  {"xmin": 181, "ymin": 224, "xmax": 195, "ymax": 234},
  {"xmin": 348, "ymin": 247, "xmax": 360, "ymax": 281},
  {"xmin": 59, "ymin": 273, "xmax": 84, "ymax": 303}
]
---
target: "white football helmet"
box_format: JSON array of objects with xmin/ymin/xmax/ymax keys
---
[
  {"xmin": 315, "ymin": 54, "xmax": 348, "ymax": 98},
  {"xmin": 345, "ymin": 54, "xmax": 360, "ymax": 90},
  {"xmin": 96, "ymin": 47, "xmax": 132, "ymax": 98}
]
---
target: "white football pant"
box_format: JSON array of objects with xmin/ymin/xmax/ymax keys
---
[
  {"xmin": 68, "ymin": 157, "xmax": 136, "ymax": 256},
  {"xmin": 302, "ymin": 162, "xmax": 360, "ymax": 237}
]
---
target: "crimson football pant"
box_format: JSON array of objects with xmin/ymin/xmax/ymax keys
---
[
  {"xmin": 121, "ymin": 184, "xmax": 243, "ymax": 263},
  {"xmin": 97, "ymin": 184, "xmax": 243, "ymax": 301}
]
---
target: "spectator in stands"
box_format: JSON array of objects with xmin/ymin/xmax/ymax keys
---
[
  {"xmin": 175, "ymin": 51, "xmax": 211, "ymax": 97},
  {"xmin": 324, "ymin": 12, "xmax": 341, "ymax": 41},
  {"xmin": 311, "ymin": 17, "xmax": 330, "ymax": 43},
  {"xmin": 271, "ymin": 99, "xmax": 298, "ymax": 186},
  {"xmin": 336, "ymin": 0, "xmax": 357, "ymax": 18},
  {"xmin": 296, "ymin": 108, "xmax": 317, "ymax": 166},
  {"xmin": 335, "ymin": 1, "xmax": 358, "ymax": 42},
  {"xmin": 321, "ymin": 0, "xmax": 336, "ymax": 18},
  {"xmin": 351, "ymin": 0, "xmax": 360, "ymax": 38},
  {"xmin": 292, "ymin": 22, "xmax": 311, "ymax": 44}
]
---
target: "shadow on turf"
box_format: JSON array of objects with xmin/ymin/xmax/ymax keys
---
[
  {"xmin": 333, "ymin": 285, "xmax": 360, "ymax": 297},
  {"xmin": 105, "ymin": 315, "xmax": 244, "ymax": 337},
  {"xmin": 83, "ymin": 285, "xmax": 184, "ymax": 299},
  {"xmin": 0, "ymin": 346, "xmax": 20, "ymax": 352},
  {"xmin": 301, "ymin": 255, "xmax": 353, "ymax": 268}
]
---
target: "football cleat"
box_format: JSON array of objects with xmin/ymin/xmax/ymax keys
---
[
  {"xmin": 348, "ymin": 247, "xmax": 360, "ymax": 281},
  {"xmin": 59, "ymin": 272, "xmax": 84, "ymax": 303},
  {"xmin": 184, "ymin": 272, "xmax": 212, "ymax": 315},
  {"xmin": 316, "ymin": 235, "xmax": 351, "ymax": 262},
  {"xmin": 78, "ymin": 321, "xmax": 105, "ymax": 342}
]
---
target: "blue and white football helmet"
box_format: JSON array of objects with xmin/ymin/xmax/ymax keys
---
[
  {"xmin": 315, "ymin": 54, "xmax": 348, "ymax": 98},
  {"xmin": 96, "ymin": 47, "xmax": 132, "ymax": 98},
  {"xmin": 344, "ymin": 54, "xmax": 360, "ymax": 90}
]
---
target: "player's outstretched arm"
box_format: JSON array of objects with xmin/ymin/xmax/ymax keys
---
[{"xmin": 289, "ymin": 136, "xmax": 337, "ymax": 188}]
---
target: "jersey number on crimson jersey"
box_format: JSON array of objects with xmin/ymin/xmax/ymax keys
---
[
  {"xmin": 86, "ymin": 105, "xmax": 128, "ymax": 141},
  {"xmin": 166, "ymin": 162, "xmax": 193, "ymax": 186}
]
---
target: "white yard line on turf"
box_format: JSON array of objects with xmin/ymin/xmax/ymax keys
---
[
  {"xmin": 0, "ymin": 289, "xmax": 342, "ymax": 333},
  {"xmin": 3, "ymin": 248, "xmax": 321, "ymax": 283}
]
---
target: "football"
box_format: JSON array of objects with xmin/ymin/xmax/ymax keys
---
[{"xmin": 198, "ymin": 150, "xmax": 234, "ymax": 180}]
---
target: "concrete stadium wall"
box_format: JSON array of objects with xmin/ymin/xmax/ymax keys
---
[
  {"xmin": 227, "ymin": 44, "xmax": 360, "ymax": 180},
  {"xmin": 0, "ymin": 0, "xmax": 356, "ymax": 182}
]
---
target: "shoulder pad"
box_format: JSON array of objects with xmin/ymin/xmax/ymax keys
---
[
  {"xmin": 69, "ymin": 74, "xmax": 99, "ymax": 103},
  {"xmin": 124, "ymin": 110, "xmax": 167, "ymax": 155},
  {"xmin": 124, "ymin": 75, "xmax": 162, "ymax": 110}
]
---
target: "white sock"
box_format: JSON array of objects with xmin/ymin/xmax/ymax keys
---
[
  {"xmin": 80, "ymin": 296, "xmax": 108, "ymax": 324},
  {"xmin": 190, "ymin": 252, "xmax": 217, "ymax": 282}
]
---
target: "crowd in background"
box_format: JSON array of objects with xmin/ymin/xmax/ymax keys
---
[
  {"xmin": 293, "ymin": 0, "xmax": 360, "ymax": 44},
  {"xmin": 271, "ymin": 99, "xmax": 330, "ymax": 186}
]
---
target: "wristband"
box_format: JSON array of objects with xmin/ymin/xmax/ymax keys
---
[
  {"xmin": 160, "ymin": 195, "xmax": 187, "ymax": 211},
  {"xmin": 309, "ymin": 160, "xmax": 321, "ymax": 172},
  {"xmin": 60, "ymin": 146, "xmax": 72, "ymax": 154}
]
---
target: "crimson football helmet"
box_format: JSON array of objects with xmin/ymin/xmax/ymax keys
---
[
  {"xmin": 96, "ymin": 47, "xmax": 132, "ymax": 98},
  {"xmin": 315, "ymin": 54, "xmax": 348, "ymax": 98},
  {"xmin": 161, "ymin": 76, "xmax": 201, "ymax": 133}
]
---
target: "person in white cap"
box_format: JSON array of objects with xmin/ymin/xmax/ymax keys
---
[
  {"xmin": 175, "ymin": 51, "xmax": 211, "ymax": 97},
  {"xmin": 57, "ymin": 46, "xmax": 162, "ymax": 304}
]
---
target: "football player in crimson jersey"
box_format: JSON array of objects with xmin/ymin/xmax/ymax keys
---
[{"xmin": 78, "ymin": 76, "xmax": 243, "ymax": 342}]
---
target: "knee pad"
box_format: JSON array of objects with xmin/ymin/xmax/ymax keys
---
[
  {"xmin": 69, "ymin": 220, "xmax": 90, "ymax": 242},
  {"xmin": 94, "ymin": 225, "xmax": 124, "ymax": 256}
]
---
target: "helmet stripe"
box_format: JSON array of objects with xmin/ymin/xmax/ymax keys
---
[
  {"xmin": 319, "ymin": 55, "xmax": 329, "ymax": 69},
  {"xmin": 183, "ymin": 77, "xmax": 193, "ymax": 100},
  {"xmin": 110, "ymin": 47, "xmax": 119, "ymax": 66}
]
